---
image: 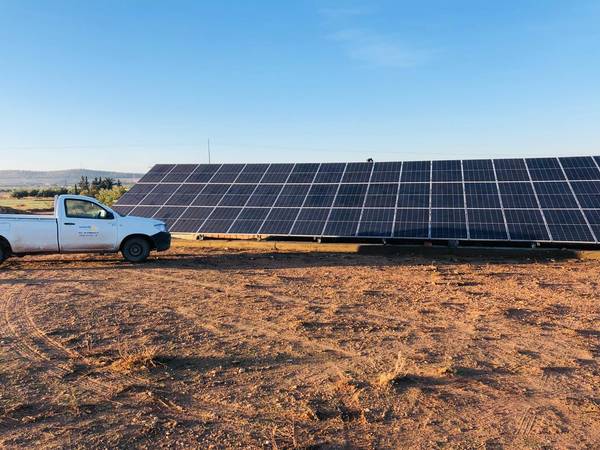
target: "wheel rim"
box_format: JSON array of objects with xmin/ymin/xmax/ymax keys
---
[{"xmin": 130, "ymin": 244, "xmax": 143, "ymax": 257}]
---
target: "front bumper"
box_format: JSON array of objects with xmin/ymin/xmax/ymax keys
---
[{"xmin": 150, "ymin": 231, "xmax": 171, "ymax": 252}]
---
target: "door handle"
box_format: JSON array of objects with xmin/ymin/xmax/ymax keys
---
[{"xmin": 64, "ymin": 222, "xmax": 76, "ymax": 226}]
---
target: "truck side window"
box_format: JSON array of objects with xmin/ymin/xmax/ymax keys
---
[{"xmin": 65, "ymin": 199, "xmax": 113, "ymax": 220}]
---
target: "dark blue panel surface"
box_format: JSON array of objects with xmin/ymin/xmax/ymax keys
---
[
  {"xmin": 162, "ymin": 164, "xmax": 199, "ymax": 183},
  {"xmin": 199, "ymin": 207, "xmax": 242, "ymax": 233},
  {"xmin": 261, "ymin": 164, "xmax": 294, "ymax": 183},
  {"xmin": 432, "ymin": 160, "xmax": 462, "ymax": 182},
  {"xmin": 525, "ymin": 158, "xmax": 565, "ymax": 181},
  {"xmin": 342, "ymin": 162, "xmax": 373, "ymax": 183},
  {"xmin": 191, "ymin": 184, "xmax": 230, "ymax": 206},
  {"xmin": 364, "ymin": 183, "xmax": 398, "ymax": 208},
  {"xmin": 370, "ymin": 162, "xmax": 402, "ymax": 183},
  {"xmin": 113, "ymin": 205, "xmax": 135, "ymax": 216},
  {"xmin": 358, "ymin": 208, "xmax": 394, "ymax": 237},
  {"xmin": 236, "ymin": 164, "xmax": 269, "ymax": 183},
  {"xmin": 533, "ymin": 182, "xmax": 579, "ymax": 208},
  {"xmin": 123, "ymin": 156, "xmax": 600, "ymax": 243},
  {"xmin": 291, "ymin": 208, "xmax": 329, "ymax": 235},
  {"xmin": 259, "ymin": 208, "xmax": 299, "ymax": 234},
  {"xmin": 571, "ymin": 181, "xmax": 600, "ymax": 208},
  {"xmin": 142, "ymin": 184, "xmax": 181, "ymax": 205},
  {"xmin": 138, "ymin": 164, "xmax": 176, "ymax": 183},
  {"xmin": 228, "ymin": 208, "xmax": 271, "ymax": 234},
  {"xmin": 154, "ymin": 206, "xmax": 187, "ymax": 228},
  {"xmin": 463, "ymin": 160, "xmax": 496, "ymax": 182},
  {"xmin": 503, "ymin": 209, "xmax": 549, "ymax": 241},
  {"xmin": 560, "ymin": 157, "xmax": 600, "ymax": 181},
  {"xmin": 210, "ymin": 164, "xmax": 246, "ymax": 183},
  {"xmin": 465, "ymin": 183, "xmax": 501, "ymax": 208},
  {"xmin": 397, "ymin": 183, "xmax": 429, "ymax": 208},
  {"xmin": 118, "ymin": 183, "xmax": 157, "ymax": 205},
  {"xmin": 467, "ymin": 209, "xmax": 508, "ymax": 240},
  {"xmin": 334, "ymin": 184, "xmax": 368, "ymax": 207},
  {"xmin": 130, "ymin": 206, "xmax": 160, "ymax": 217},
  {"xmin": 287, "ymin": 163, "xmax": 320, "ymax": 184},
  {"xmin": 186, "ymin": 164, "xmax": 221, "ymax": 183},
  {"xmin": 172, "ymin": 219, "xmax": 204, "ymax": 233},
  {"xmin": 494, "ymin": 159, "xmax": 530, "ymax": 181},
  {"xmin": 543, "ymin": 209, "xmax": 594, "ymax": 242},
  {"xmin": 166, "ymin": 184, "xmax": 206, "ymax": 205},
  {"xmin": 431, "ymin": 183, "xmax": 464, "ymax": 208},
  {"xmin": 274, "ymin": 185, "xmax": 310, "ymax": 207},
  {"xmin": 314, "ymin": 163, "xmax": 346, "ymax": 183},
  {"xmin": 499, "ymin": 183, "xmax": 539, "ymax": 208},
  {"xmin": 431, "ymin": 208, "xmax": 467, "ymax": 239},
  {"xmin": 304, "ymin": 184, "xmax": 338, "ymax": 207},
  {"xmin": 400, "ymin": 161, "xmax": 430, "ymax": 183},
  {"xmin": 394, "ymin": 208, "xmax": 429, "ymax": 238},
  {"xmin": 219, "ymin": 184, "xmax": 256, "ymax": 207},
  {"xmin": 173, "ymin": 206, "xmax": 214, "ymax": 232},
  {"xmin": 126, "ymin": 183, "xmax": 158, "ymax": 194},
  {"xmin": 323, "ymin": 208, "xmax": 362, "ymax": 236},
  {"xmin": 583, "ymin": 210, "xmax": 600, "ymax": 240},
  {"xmin": 246, "ymin": 184, "xmax": 284, "ymax": 207},
  {"xmin": 180, "ymin": 207, "xmax": 214, "ymax": 219}
]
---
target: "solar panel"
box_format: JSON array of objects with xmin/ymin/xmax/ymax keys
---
[
  {"xmin": 559, "ymin": 157, "xmax": 600, "ymax": 181},
  {"xmin": 526, "ymin": 158, "xmax": 565, "ymax": 181},
  {"xmin": 463, "ymin": 159, "xmax": 496, "ymax": 182},
  {"xmin": 114, "ymin": 156, "xmax": 600, "ymax": 245},
  {"xmin": 358, "ymin": 208, "xmax": 395, "ymax": 237}
]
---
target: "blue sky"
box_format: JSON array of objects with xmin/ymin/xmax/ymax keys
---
[{"xmin": 1, "ymin": 0, "xmax": 600, "ymax": 172}]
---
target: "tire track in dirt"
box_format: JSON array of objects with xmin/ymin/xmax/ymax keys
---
[
  {"xmin": 143, "ymin": 271, "xmax": 360, "ymax": 359},
  {"xmin": 1, "ymin": 285, "xmax": 125, "ymax": 401},
  {"xmin": 516, "ymin": 407, "xmax": 538, "ymax": 436},
  {"xmin": 0, "ymin": 273, "xmax": 281, "ymax": 424}
]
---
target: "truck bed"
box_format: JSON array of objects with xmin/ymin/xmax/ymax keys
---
[
  {"xmin": 0, "ymin": 214, "xmax": 59, "ymax": 253},
  {"xmin": 0, "ymin": 214, "xmax": 56, "ymax": 220}
]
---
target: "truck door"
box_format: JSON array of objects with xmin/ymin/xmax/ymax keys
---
[{"xmin": 59, "ymin": 198, "xmax": 118, "ymax": 252}]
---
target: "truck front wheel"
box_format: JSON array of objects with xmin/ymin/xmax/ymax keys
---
[{"xmin": 121, "ymin": 237, "xmax": 151, "ymax": 263}]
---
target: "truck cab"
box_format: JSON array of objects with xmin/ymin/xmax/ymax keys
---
[{"xmin": 0, "ymin": 195, "xmax": 171, "ymax": 264}]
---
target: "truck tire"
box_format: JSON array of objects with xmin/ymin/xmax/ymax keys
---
[
  {"xmin": 121, "ymin": 237, "xmax": 151, "ymax": 263},
  {"xmin": 0, "ymin": 246, "xmax": 5, "ymax": 265}
]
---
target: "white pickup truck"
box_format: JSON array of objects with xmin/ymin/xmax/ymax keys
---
[{"xmin": 0, "ymin": 195, "xmax": 171, "ymax": 264}]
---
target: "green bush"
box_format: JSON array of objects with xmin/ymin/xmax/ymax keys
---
[
  {"xmin": 11, "ymin": 187, "xmax": 69, "ymax": 198},
  {"xmin": 95, "ymin": 186, "xmax": 127, "ymax": 206}
]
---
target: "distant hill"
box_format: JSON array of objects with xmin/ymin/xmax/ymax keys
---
[{"xmin": 0, "ymin": 169, "xmax": 144, "ymax": 188}]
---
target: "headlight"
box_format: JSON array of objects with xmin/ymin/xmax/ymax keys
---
[{"xmin": 154, "ymin": 223, "xmax": 167, "ymax": 232}]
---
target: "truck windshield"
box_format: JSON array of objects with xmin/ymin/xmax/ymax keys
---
[{"xmin": 65, "ymin": 199, "xmax": 113, "ymax": 220}]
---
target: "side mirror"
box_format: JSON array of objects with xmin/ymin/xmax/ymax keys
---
[{"xmin": 98, "ymin": 210, "xmax": 114, "ymax": 220}]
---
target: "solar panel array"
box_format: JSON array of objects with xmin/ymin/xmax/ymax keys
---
[{"xmin": 113, "ymin": 156, "xmax": 600, "ymax": 244}]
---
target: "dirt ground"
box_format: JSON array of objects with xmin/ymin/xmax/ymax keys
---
[{"xmin": 0, "ymin": 244, "xmax": 598, "ymax": 449}]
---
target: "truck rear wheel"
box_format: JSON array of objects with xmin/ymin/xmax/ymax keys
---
[
  {"xmin": 0, "ymin": 245, "xmax": 6, "ymax": 265},
  {"xmin": 121, "ymin": 237, "xmax": 151, "ymax": 263}
]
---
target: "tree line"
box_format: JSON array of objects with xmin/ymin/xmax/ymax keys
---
[{"xmin": 11, "ymin": 176, "xmax": 128, "ymax": 206}]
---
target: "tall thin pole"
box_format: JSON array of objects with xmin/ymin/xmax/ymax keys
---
[{"xmin": 208, "ymin": 138, "xmax": 211, "ymax": 164}]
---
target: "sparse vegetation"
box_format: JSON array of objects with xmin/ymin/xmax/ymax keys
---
[
  {"xmin": 108, "ymin": 345, "xmax": 159, "ymax": 374},
  {"xmin": 95, "ymin": 186, "xmax": 128, "ymax": 206},
  {"xmin": 11, "ymin": 187, "xmax": 70, "ymax": 199},
  {"xmin": 377, "ymin": 351, "xmax": 409, "ymax": 387}
]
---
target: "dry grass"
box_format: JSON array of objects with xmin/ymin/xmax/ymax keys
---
[
  {"xmin": 0, "ymin": 195, "xmax": 54, "ymax": 213},
  {"xmin": 377, "ymin": 351, "xmax": 409, "ymax": 387},
  {"xmin": 108, "ymin": 345, "xmax": 160, "ymax": 374}
]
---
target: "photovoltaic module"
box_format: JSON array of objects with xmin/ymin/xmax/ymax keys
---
[{"xmin": 113, "ymin": 156, "xmax": 600, "ymax": 244}]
